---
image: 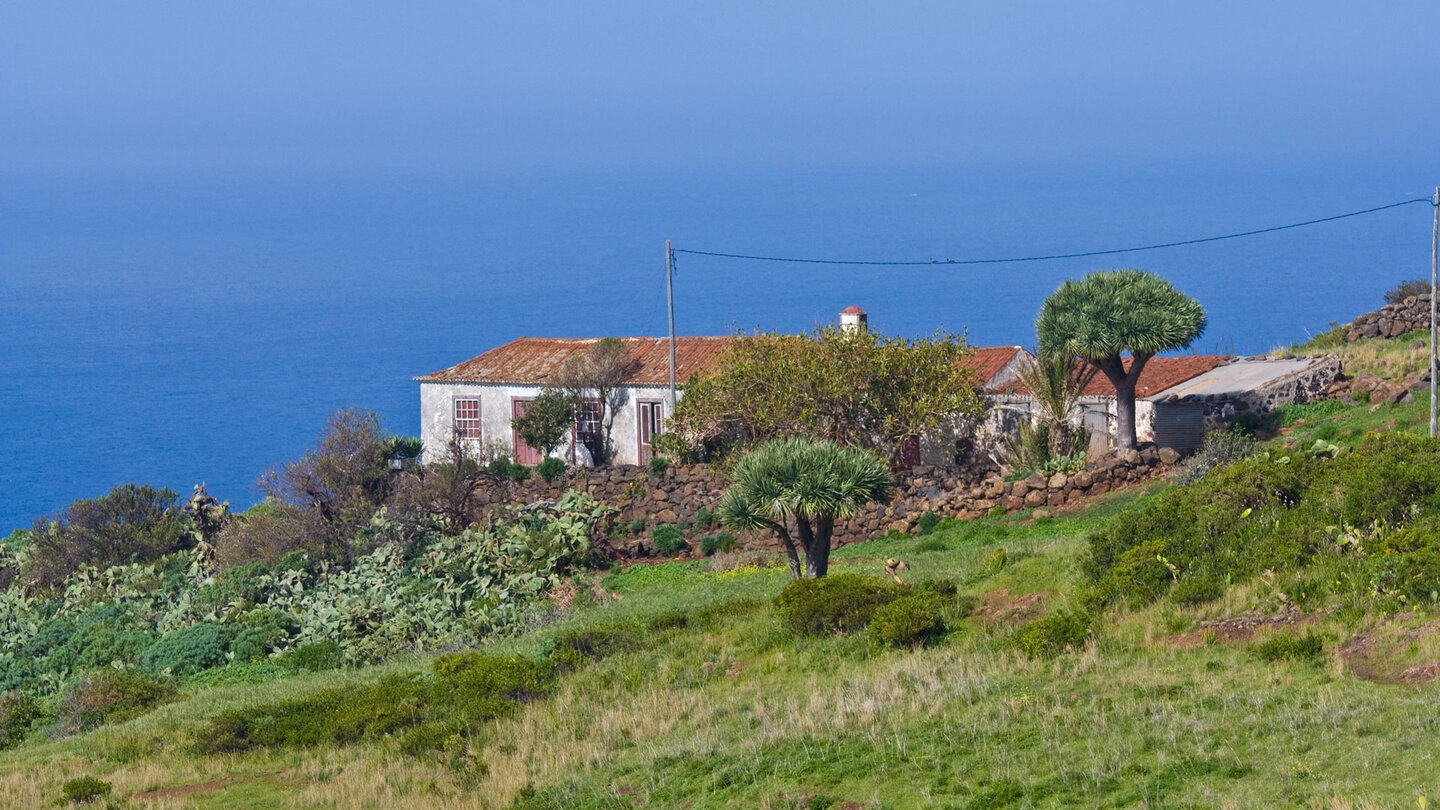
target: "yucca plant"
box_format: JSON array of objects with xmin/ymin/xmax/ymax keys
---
[
  {"xmin": 716, "ymin": 437, "xmax": 893, "ymax": 578},
  {"xmin": 1036, "ymin": 269, "xmax": 1206, "ymax": 453}
]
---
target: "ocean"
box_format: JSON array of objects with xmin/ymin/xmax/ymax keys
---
[{"xmin": 2, "ymin": 158, "xmax": 1434, "ymax": 530}]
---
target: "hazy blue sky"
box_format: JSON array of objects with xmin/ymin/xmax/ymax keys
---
[{"xmin": 3, "ymin": 1, "xmax": 1438, "ymax": 174}]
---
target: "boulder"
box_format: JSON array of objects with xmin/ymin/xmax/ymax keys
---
[
  {"xmin": 655, "ymin": 509, "xmax": 677, "ymax": 524},
  {"xmin": 1025, "ymin": 473, "xmax": 1048, "ymax": 490},
  {"xmin": 1121, "ymin": 448, "xmax": 1142, "ymax": 466},
  {"xmin": 1047, "ymin": 473, "xmax": 1068, "ymax": 489},
  {"xmin": 1047, "ymin": 491, "xmax": 1066, "ymax": 507},
  {"xmin": 1011, "ymin": 479, "xmax": 1029, "ymax": 497},
  {"xmin": 1023, "ymin": 490, "xmax": 1047, "ymax": 508},
  {"xmin": 1001, "ymin": 495, "xmax": 1024, "ymax": 511},
  {"xmin": 1158, "ymin": 447, "xmax": 1182, "ymax": 465},
  {"xmin": 1072, "ymin": 470, "xmax": 1093, "ymax": 488}
]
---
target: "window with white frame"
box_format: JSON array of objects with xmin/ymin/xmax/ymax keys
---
[{"xmin": 454, "ymin": 399, "xmax": 481, "ymax": 440}]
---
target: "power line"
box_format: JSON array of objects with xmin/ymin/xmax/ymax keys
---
[{"xmin": 672, "ymin": 197, "xmax": 1435, "ymax": 267}]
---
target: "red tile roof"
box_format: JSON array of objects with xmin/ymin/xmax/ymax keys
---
[
  {"xmin": 1077, "ymin": 356, "xmax": 1231, "ymax": 398},
  {"xmin": 991, "ymin": 355, "xmax": 1230, "ymax": 398},
  {"xmin": 960, "ymin": 346, "xmax": 1025, "ymax": 387},
  {"xmin": 415, "ymin": 337, "xmax": 735, "ymax": 386},
  {"xmin": 419, "ymin": 336, "xmax": 1029, "ymax": 389},
  {"xmin": 839, "ymin": 306, "xmax": 866, "ymax": 315}
]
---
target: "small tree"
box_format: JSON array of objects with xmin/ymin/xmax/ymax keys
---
[
  {"xmin": 1036, "ymin": 270, "xmax": 1206, "ymax": 453},
  {"xmin": 24, "ymin": 483, "xmax": 189, "ymax": 588},
  {"xmin": 550, "ymin": 338, "xmax": 637, "ymax": 464},
  {"xmin": 716, "ymin": 438, "xmax": 893, "ymax": 579},
  {"xmin": 665, "ymin": 326, "xmax": 985, "ymax": 465},
  {"xmin": 512, "ymin": 390, "xmax": 574, "ymax": 461}
]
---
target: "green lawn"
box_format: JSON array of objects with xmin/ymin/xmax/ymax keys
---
[{"xmin": 5, "ymin": 483, "xmax": 1439, "ymax": 809}]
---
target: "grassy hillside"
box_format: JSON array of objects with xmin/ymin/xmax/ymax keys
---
[{"xmin": 8, "ymin": 373, "xmax": 1440, "ymax": 809}]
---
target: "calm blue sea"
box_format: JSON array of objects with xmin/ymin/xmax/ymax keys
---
[{"xmin": 2, "ymin": 159, "xmax": 1434, "ymax": 530}]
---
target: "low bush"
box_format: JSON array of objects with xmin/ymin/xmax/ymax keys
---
[
  {"xmin": 915, "ymin": 578, "xmax": 959, "ymax": 598},
  {"xmin": 1014, "ymin": 610, "xmax": 1093, "ymax": 659},
  {"xmin": 141, "ymin": 622, "xmax": 231, "ymax": 677},
  {"xmin": 774, "ymin": 574, "xmax": 909, "ymax": 635},
  {"xmin": 699, "ymin": 531, "xmax": 738, "ymax": 556},
  {"xmin": 1176, "ymin": 427, "xmax": 1257, "ymax": 483},
  {"xmin": 57, "ymin": 670, "xmax": 178, "ymax": 735},
  {"xmin": 536, "ymin": 457, "xmax": 567, "ymax": 484},
  {"xmin": 60, "ymin": 776, "xmax": 111, "ymax": 805},
  {"xmin": 867, "ymin": 593, "xmax": 947, "ymax": 647},
  {"xmin": 693, "ymin": 507, "xmax": 715, "ymax": 529},
  {"xmin": 549, "ymin": 623, "xmax": 643, "ymax": 671},
  {"xmin": 651, "ymin": 524, "xmax": 686, "ymax": 556},
  {"xmin": 1169, "ymin": 575, "xmax": 1226, "ymax": 605},
  {"xmin": 913, "ymin": 536, "xmax": 948, "ymax": 552},
  {"xmin": 0, "ymin": 691, "xmax": 42, "ymax": 750},
  {"xmin": 915, "ymin": 511, "xmax": 942, "ymax": 536},
  {"xmin": 1385, "ymin": 279, "xmax": 1430, "ymax": 305},
  {"xmin": 648, "ymin": 456, "xmax": 670, "ymax": 476},
  {"xmin": 278, "ymin": 640, "xmax": 346, "ymax": 672},
  {"xmin": 1366, "ymin": 528, "xmax": 1440, "ymax": 605},
  {"xmin": 628, "ymin": 518, "xmax": 646, "ymax": 535},
  {"xmin": 1254, "ymin": 631, "xmax": 1324, "ymax": 663}
]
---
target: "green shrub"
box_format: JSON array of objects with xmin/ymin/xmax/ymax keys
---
[
  {"xmin": 693, "ymin": 507, "xmax": 715, "ymax": 529},
  {"xmin": 0, "ymin": 691, "xmax": 42, "ymax": 750},
  {"xmin": 1366, "ymin": 528, "xmax": 1440, "ymax": 605},
  {"xmin": 1014, "ymin": 610, "xmax": 1093, "ymax": 659},
  {"xmin": 1254, "ymin": 631, "xmax": 1324, "ymax": 663},
  {"xmin": 915, "ymin": 511, "xmax": 942, "ymax": 536},
  {"xmin": 1385, "ymin": 279, "xmax": 1430, "ymax": 305},
  {"xmin": 648, "ymin": 456, "xmax": 670, "ymax": 476},
  {"xmin": 979, "ymin": 547, "xmax": 1008, "ymax": 577},
  {"xmin": 549, "ymin": 623, "xmax": 642, "ymax": 671},
  {"xmin": 913, "ymin": 536, "xmax": 947, "ymax": 552},
  {"xmin": 141, "ymin": 622, "xmax": 231, "ymax": 677},
  {"xmin": 536, "ymin": 457, "xmax": 567, "ymax": 484},
  {"xmin": 487, "ymin": 456, "xmax": 515, "ymax": 478},
  {"xmin": 628, "ymin": 518, "xmax": 646, "ymax": 535},
  {"xmin": 23, "ymin": 483, "xmax": 189, "ymax": 589},
  {"xmin": 278, "ymin": 641, "xmax": 346, "ymax": 672},
  {"xmin": 198, "ymin": 674, "xmax": 430, "ymax": 754},
  {"xmin": 773, "ymin": 574, "xmax": 909, "ymax": 635},
  {"xmin": 58, "ymin": 670, "xmax": 177, "ymax": 735},
  {"xmin": 184, "ymin": 661, "xmax": 295, "ymax": 688},
  {"xmin": 60, "ymin": 776, "xmax": 111, "ymax": 805},
  {"xmin": 433, "ymin": 653, "xmax": 556, "ymax": 700},
  {"xmin": 867, "ymin": 594, "xmax": 947, "ymax": 647},
  {"xmin": 915, "ymin": 578, "xmax": 959, "ymax": 599},
  {"xmin": 650, "ymin": 524, "xmax": 686, "ymax": 556},
  {"xmin": 506, "ymin": 462, "xmax": 530, "ymax": 481},
  {"xmin": 644, "ymin": 610, "xmax": 690, "ymax": 631},
  {"xmin": 699, "ymin": 531, "xmax": 738, "ymax": 556},
  {"xmin": 1169, "ymin": 575, "xmax": 1226, "ymax": 605}
]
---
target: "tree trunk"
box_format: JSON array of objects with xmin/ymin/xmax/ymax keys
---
[
  {"xmin": 772, "ymin": 523, "xmax": 803, "ymax": 580},
  {"xmin": 1096, "ymin": 354, "xmax": 1150, "ymax": 453},
  {"xmin": 794, "ymin": 517, "xmax": 833, "ymax": 578}
]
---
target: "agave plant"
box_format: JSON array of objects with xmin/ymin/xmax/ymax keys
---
[{"xmin": 716, "ymin": 437, "xmax": 893, "ymax": 579}]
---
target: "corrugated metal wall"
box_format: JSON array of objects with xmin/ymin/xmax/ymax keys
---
[{"xmin": 1151, "ymin": 403, "xmax": 1206, "ymax": 451}]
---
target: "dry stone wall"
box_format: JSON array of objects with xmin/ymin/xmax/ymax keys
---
[
  {"xmin": 479, "ymin": 450, "xmax": 1176, "ymax": 557},
  {"xmin": 1347, "ymin": 295, "xmax": 1433, "ymax": 342}
]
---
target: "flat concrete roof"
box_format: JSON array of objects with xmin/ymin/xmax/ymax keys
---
[{"xmin": 1145, "ymin": 357, "xmax": 1324, "ymax": 401}]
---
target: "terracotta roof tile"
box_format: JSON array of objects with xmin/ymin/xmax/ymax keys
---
[
  {"xmin": 419, "ymin": 336, "xmax": 1030, "ymax": 389},
  {"xmin": 415, "ymin": 337, "xmax": 734, "ymax": 386},
  {"xmin": 1078, "ymin": 356, "xmax": 1230, "ymax": 398}
]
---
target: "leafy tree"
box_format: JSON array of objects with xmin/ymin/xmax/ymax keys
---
[
  {"xmin": 550, "ymin": 338, "xmax": 638, "ymax": 464},
  {"xmin": 664, "ymin": 325, "xmax": 985, "ymax": 465},
  {"xmin": 1036, "ymin": 269, "xmax": 1205, "ymax": 453},
  {"xmin": 716, "ymin": 438, "xmax": 893, "ymax": 579},
  {"xmin": 259, "ymin": 408, "xmax": 406, "ymax": 563},
  {"xmin": 512, "ymin": 390, "xmax": 574, "ymax": 461},
  {"xmin": 1385, "ymin": 279, "xmax": 1430, "ymax": 305},
  {"xmin": 24, "ymin": 483, "xmax": 189, "ymax": 588}
]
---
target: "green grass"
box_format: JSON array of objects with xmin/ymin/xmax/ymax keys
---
[{"xmin": 3, "ymin": 489, "xmax": 1439, "ymax": 809}]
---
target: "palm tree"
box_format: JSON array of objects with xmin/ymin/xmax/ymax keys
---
[
  {"xmin": 1036, "ymin": 269, "xmax": 1206, "ymax": 453},
  {"xmin": 716, "ymin": 437, "xmax": 893, "ymax": 578},
  {"xmin": 1009, "ymin": 350, "xmax": 1098, "ymax": 463}
]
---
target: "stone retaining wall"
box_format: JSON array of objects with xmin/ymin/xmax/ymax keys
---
[
  {"xmin": 1347, "ymin": 295, "xmax": 1433, "ymax": 342},
  {"xmin": 478, "ymin": 450, "xmax": 1175, "ymax": 557}
]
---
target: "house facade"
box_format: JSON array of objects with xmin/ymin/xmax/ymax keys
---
[{"xmin": 416, "ymin": 309, "xmax": 1029, "ymax": 469}]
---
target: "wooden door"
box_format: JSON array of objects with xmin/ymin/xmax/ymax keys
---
[
  {"xmin": 511, "ymin": 398, "xmax": 542, "ymax": 465},
  {"xmin": 637, "ymin": 400, "xmax": 663, "ymax": 465}
]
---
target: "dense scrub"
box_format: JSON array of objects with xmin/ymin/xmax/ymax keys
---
[{"xmin": 1088, "ymin": 432, "xmax": 1440, "ymax": 607}]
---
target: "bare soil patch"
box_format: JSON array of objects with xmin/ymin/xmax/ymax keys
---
[
  {"xmin": 975, "ymin": 589, "xmax": 1051, "ymax": 625},
  {"xmin": 1157, "ymin": 608, "xmax": 1319, "ymax": 647},
  {"xmin": 1337, "ymin": 620, "xmax": 1440, "ymax": 684}
]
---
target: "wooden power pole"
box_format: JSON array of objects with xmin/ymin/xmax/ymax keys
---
[
  {"xmin": 1432, "ymin": 187, "xmax": 1439, "ymax": 437},
  {"xmin": 666, "ymin": 240, "xmax": 677, "ymax": 415}
]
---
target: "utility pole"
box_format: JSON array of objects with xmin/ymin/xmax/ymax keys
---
[
  {"xmin": 666, "ymin": 240, "xmax": 677, "ymax": 415},
  {"xmin": 1431, "ymin": 186, "xmax": 1438, "ymax": 437}
]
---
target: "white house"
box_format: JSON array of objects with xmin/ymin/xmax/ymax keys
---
[{"xmin": 416, "ymin": 308, "xmax": 1030, "ymax": 468}]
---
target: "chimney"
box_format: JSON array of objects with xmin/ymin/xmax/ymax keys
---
[{"xmin": 839, "ymin": 306, "xmax": 868, "ymax": 334}]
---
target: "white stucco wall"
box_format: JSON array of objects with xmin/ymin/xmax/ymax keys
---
[{"xmin": 419, "ymin": 381, "xmax": 680, "ymax": 467}]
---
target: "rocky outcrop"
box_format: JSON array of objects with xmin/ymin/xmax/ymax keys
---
[{"xmin": 1346, "ymin": 295, "xmax": 1434, "ymax": 342}]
